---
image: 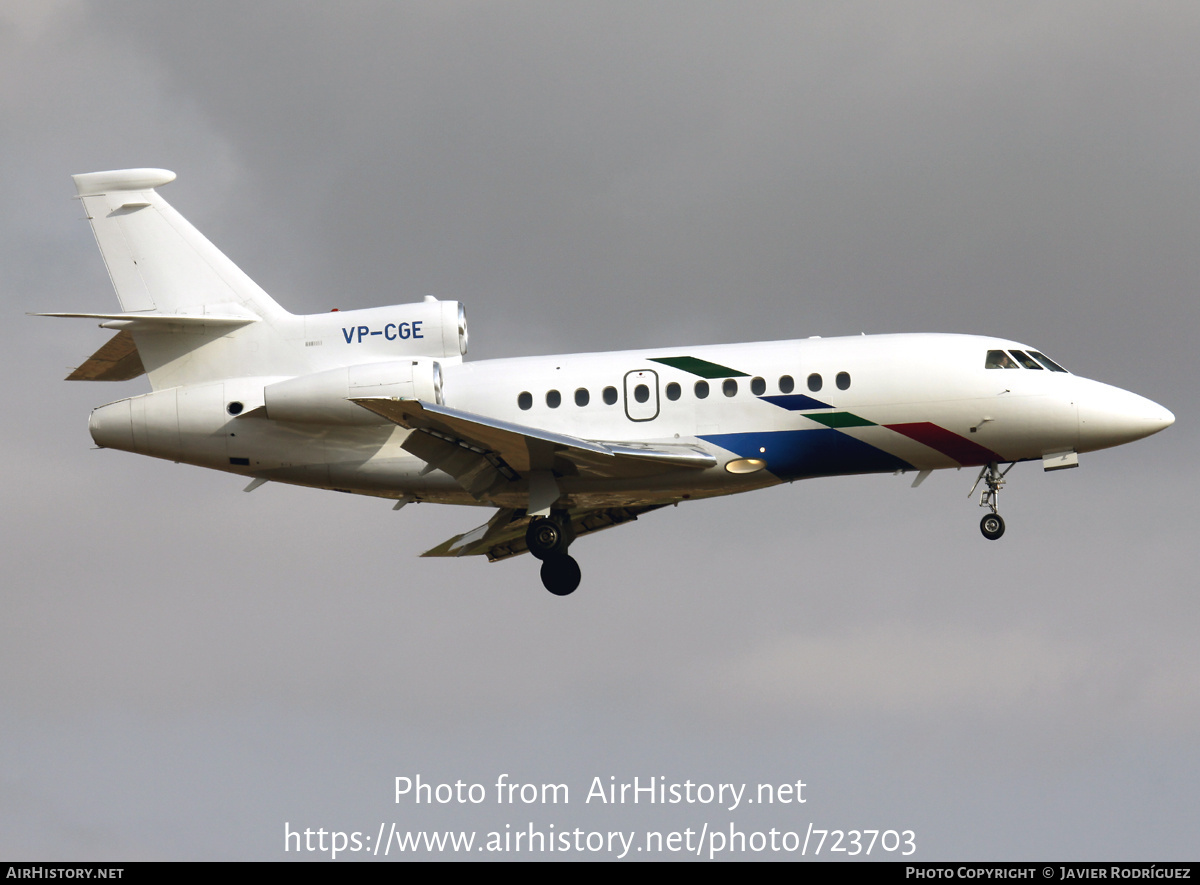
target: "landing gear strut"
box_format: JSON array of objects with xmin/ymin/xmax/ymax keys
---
[
  {"xmin": 970, "ymin": 462, "xmax": 1013, "ymax": 541},
  {"xmin": 526, "ymin": 513, "xmax": 580, "ymax": 595}
]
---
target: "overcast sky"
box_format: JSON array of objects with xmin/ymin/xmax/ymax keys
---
[{"xmin": 2, "ymin": 1, "xmax": 1197, "ymax": 860}]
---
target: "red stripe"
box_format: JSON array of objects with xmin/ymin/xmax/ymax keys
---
[{"xmin": 884, "ymin": 422, "xmax": 1002, "ymax": 467}]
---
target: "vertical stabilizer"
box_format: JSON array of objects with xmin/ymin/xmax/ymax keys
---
[
  {"xmin": 68, "ymin": 169, "xmax": 301, "ymax": 389},
  {"xmin": 72, "ymin": 168, "xmax": 288, "ymax": 321}
]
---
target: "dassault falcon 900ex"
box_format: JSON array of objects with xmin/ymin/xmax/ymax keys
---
[{"xmin": 41, "ymin": 169, "xmax": 1174, "ymax": 595}]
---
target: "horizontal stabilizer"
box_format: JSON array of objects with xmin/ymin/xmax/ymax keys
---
[
  {"xmin": 66, "ymin": 330, "xmax": 145, "ymax": 381},
  {"xmin": 423, "ymin": 505, "xmax": 666, "ymax": 561},
  {"xmin": 33, "ymin": 311, "xmax": 260, "ymax": 332}
]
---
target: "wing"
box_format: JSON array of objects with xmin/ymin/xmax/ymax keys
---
[
  {"xmin": 422, "ymin": 504, "xmax": 668, "ymax": 561},
  {"xmin": 350, "ymin": 397, "xmax": 715, "ymax": 502}
]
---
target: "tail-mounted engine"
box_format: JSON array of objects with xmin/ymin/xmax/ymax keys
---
[
  {"xmin": 302, "ymin": 297, "xmax": 467, "ymax": 361},
  {"xmin": 264, "ymin": 359, "xmax": 444, "ymax": 425},
  {"xmin": 264, "ymin": 297, "xmax": 465, "ymax": 425}
]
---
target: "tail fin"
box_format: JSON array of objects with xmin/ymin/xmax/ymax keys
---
[
  {"xmin": 53, "ymin": 169, "xmax": 300, "ymax": 389},
  {"xmin": 73, "ymin": 168, "xmax": 288, "ymax": 320}
]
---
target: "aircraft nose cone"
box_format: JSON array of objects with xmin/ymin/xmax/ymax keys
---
[{"xmin": 1077, "ymin": 380, "xmax": 1174, "ymax": 451}]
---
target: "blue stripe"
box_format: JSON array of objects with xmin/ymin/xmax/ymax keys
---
[{"xmin": 701, "ymin": 428, "xmax": 914, "ymax": 480}]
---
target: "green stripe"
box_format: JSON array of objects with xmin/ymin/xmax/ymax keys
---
[
  {"xmin": 648, "ymin": 356, "xmax": 749, "ymax": 378},
  {"xmin": 805, "ymin": 412, "xmax": 876, "ymax": 428}
]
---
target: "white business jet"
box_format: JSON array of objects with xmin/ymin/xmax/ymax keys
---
[{"xmin": 40, "ymin": 169, "xmax": 1174, "ymax": 595}]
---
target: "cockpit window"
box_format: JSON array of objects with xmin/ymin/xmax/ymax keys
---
[
  {"xmin": 1009, "ymin": 350, "xmax": 1042, "ymax": 370},
  {"xmin": 986, "ymin": 348, "xmax": 1069, "ymax": 372},
  {"xmin": 1030, "ymin": 351, "xmax": 1068, "ymax": 373},
  {"xmin": 985, "ymin": 350, "xmax": 1018, "ymax": 369}
]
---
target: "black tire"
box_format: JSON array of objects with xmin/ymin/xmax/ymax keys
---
[
  {"xmin": 541, "ymin": 555, "xmax": 581, "ymax": 596},
  {"xmin": 525, "ymin": 516, "xmax": 570, "ymax": 561},
  {"xmin": 980, "ymin": 513, "xmax": 1006, "ymax": 540}
]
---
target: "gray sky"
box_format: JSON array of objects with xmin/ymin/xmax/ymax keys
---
[{"xmin": 2, "ymin": 1, "xmax": 1196, "ymax": 859}]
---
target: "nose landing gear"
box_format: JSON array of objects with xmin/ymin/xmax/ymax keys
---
[
  {"xmin": 525, "ymin": 513, "xmax": 581, "ymax": 595},
  {"xmin": 970, "ymin": 462, "xmax": 1013, "ymax": 541},
  {"xmin": 980, "ymin": 511, "xmax": 1005, "ymax": 540}
]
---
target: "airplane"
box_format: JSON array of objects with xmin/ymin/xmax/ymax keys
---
[{"xmin": 40, "ymin": 168, "xmax": 1175, "ymax": 596}]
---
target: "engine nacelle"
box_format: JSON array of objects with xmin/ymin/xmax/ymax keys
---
[
  {"xmin": 264, "ymin": 359, "xmax": 443, "ymax": 425},
  {"xmin": 300, "ymin": 298, "xmax": 467, "ymax": 360}
]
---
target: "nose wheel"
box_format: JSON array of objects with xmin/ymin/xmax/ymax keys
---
[
  {"xmin": 969, "ymin": 462, "xmax": 1014, "ymax": 541},
  {"xmin": 979, "ymin": 512, "xmax": 1005, "ymax": 540}
]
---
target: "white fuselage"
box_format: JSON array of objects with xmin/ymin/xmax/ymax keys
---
[{"xmin": 87, "ymin": 331, "xmax": 1172, "ymax": 511}]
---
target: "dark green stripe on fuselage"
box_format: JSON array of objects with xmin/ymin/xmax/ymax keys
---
[{"xmin": 648, "ymin": 356, "xmax": 749, "ymax": 378}]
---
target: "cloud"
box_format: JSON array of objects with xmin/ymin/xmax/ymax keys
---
[{"xmin": 718, "ymin": 622, "xmax": 1200, "ymax": 732}]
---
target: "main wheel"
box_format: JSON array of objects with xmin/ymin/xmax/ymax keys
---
[
  {"xmin": 541, "ymin": 555, "xmax": 581, "ymax": 596},
  {"xmin": 980, "ymin": 513, "xmax": 1006, "ymax": 540},
  {"xmin": 525, "ymin": 516, "xmax": 571, "ymax": 561}
]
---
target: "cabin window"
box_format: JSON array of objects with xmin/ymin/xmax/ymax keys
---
[
  {"xmin": 634, "ymin": 384, "xmax": 650, "ymax": 403},
  {"xmin": 985, "ymin": 350, "xmax": 1018, "ymax": 369},
  {"xmin": 836, "ymin": 371, "xmax": 851, "ymax": 390},
  {"xmin": 546, "ymin": 389, "xmax": 561, "ymax": 408},
  {"xmin": 603, "ymin": 386, "xmax": 618, "ymax": 404},
  {"xmin": 575, "ymin": 388, "xmax": 590, "ymax": 406},
  {"xmin": 750, "ymin": 376, "xmax": 766, "ymax": 395},
  {"xmin": 779, "ymin": 375, "xmax": 795, "ymax": 394},
  {"xmin": 665, "ymin": 381, "xmax": 681, "ymax": 401},
  {"xmin": 1009, "ymin": 350, "xmax": 1042, "ymax": 370},
  {"xmin": 1030, "ymin": 351, "xmax": 1068, "ymax": 373},
  {"xmin": 695, "ymin": 380, "xmax": 710, "ymax": 399},
  {"xmin": 226, "ymin": 401, "xmax": 244, "ymax": 416},
  {"xmin": 518, "ymin": 391, "xmax": 533, "ymax": 410},
  {"xmin": 808, "ymin": 373, "xmax": 823, "ymax": 392},
  {"xmin": 723, "ymin": 379, "xmax": 738, "ymax": 397}
]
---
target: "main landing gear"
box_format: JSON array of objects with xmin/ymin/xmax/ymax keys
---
[
  {"xmin": 526, "ymin": 513, "xmax": 580, "ymax": 596},
  {"xmin": 969, "ymin": 461, "xmax": 1014, "ymax": 541}
]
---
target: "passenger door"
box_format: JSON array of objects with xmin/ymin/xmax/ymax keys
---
[{"xmin": 623, "ymin": 369, "xmax": 660, "ymax": 422}]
